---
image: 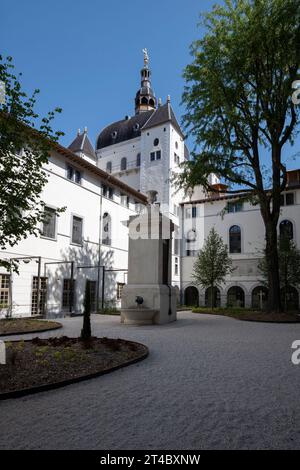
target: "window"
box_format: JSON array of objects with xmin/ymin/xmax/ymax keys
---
[
  {"xmin": 102, "ymin": 185, "xmax": 114, "ymax": 199},
  {"xmin": 279, "ymin": 220, "xmax": 293, "ymax": 240},
  {"xmin": 150, "ymin": 150, "xmax": 161, "ymax": 161},
  {"xmin": 186, "ymin": 250, "xmax": 198, "ymax": 257},
  {"xmin": 192, "ymin": 206, "xmax": 197, "ymax": 218},
  {"xmin": 286, "ymin": 193, "xmax": 295, "ymax": 206},
  {"xmin": 153, "ymin": 138, "xmax": 159, "ymax": 146},
  {"xmin": 121, "ymin": 194, "xmax": 130, "ymax": 207},
  {"xmin": 227, "ymin": 286, "xmax": 245, "ymax": 307},
  {"xmin": 229, "ymin": 225, "xmax": 241, "ymax": 253},
  {"xmin": 174, "ymin": 153, "xmax": 180, "ymax": 164},
  {"xmin": 121, "ymin": 157, "xmax": 127, "ymax": 171},
  {"xmin": 185, "ymin": 207, "xmax": 192, "ymax": 218},
  {"xmin": 75, "ymin": 170, "xmax": 81, "ymax": 184},
  {"xmin": 42, "ymin": 207, "xmax": 56, "ymax": 239},
  {"xmin": 0, "ymin": 274, "xmax": 10, "ymax": 307},
  {"xmin": 227, "ymin": 201, "xmax": 243, "ymax": 213},
  {"xmin": 175, "ymin": 141, "xmax": 178, "ymax": 149},
  {"xmin": 62, "ymin": 279, "xmax": 75, "ymax": 310},
  {"xmin": 174, "ymin": 257, "xmax": 179, "ymax": 276},
  {"xmin": 67, "ymin": 165, "xmax": 82, "ymax": 184},
  {"xmin": 102, "ymin": 212, "xmax": 111, "ymax": 245},
  {"xmin": 136, "ymin": 153, "xmax": 141, "ymax": 167},
  {"xmin": 67, "ymin": 165, "xmax": 74, "ymax": 180},
  {"xmin": 71, "ymin": 216, "xmax": 83, "ymax": 245},
  {"xmin": 174, "ymin": 237, "xmax": 179, "ymax": 255},
  {"xmin": 106, "ymin": 161, "xmax": 112, "ymax": 173},
  {"xmin": 31, "ymin": 277, "xmax": 47, "ymax": 315},
  {"xmin": 280, "ymin": 192, "xmax": 295, "ymax": 206},
  {"xmin": 117, "ymin": 282, "xmax": 125, "ymax": 300}
]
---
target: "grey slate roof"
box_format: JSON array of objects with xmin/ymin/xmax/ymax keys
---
[
  {"xmin": 142, "ymin": 102, "xmax": 184, "ymax": 138},
  {"xmin": 96, "ymin": 102, "xmax": 184, "ymax": 150},
  {"xmin": 96, "ymin": 110, "xmax": 154, "ymax": 150},
  {"xmin": 68, "ymin": 130, "xmax": 96, "ymax": 159}
]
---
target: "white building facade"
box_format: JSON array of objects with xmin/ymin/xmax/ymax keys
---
[
  {"xmin": 0, "ymin": 137, "xmax": 147, "ymax": 318},
  {"xmin": 181, "ymin": 172, "xmax": 300, "ymax": 310}
]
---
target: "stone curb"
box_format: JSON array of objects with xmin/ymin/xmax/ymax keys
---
[{"xmin": 0, "ymin": 323, "xmax": 63, "ymax": 337}]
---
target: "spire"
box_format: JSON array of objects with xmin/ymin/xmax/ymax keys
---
[{"xmin": 135, "ymin": 49, "xmax": 157, "ymax": 115}]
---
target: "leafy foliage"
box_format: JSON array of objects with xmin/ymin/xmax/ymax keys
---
[
  {"xmin": 258, "ymin": 236, "xmax": 300, "ymax": 309},
  {"xmin": 192, "ymin": 228, "xmax": 234, "ymax": 308},
  {"xmin": 0, "ymin": 55, "xmax": 64, "ymax": 271},
  {"xmin": 174, "ymin": 0, "xmax": 300, "ymax": 311}
]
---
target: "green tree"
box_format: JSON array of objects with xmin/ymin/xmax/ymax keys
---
[
  {"xmin": 193, "ymin": 228, "xmax": 234, "ymax": 309},
  {"xmin": 174, "ymin": 0, "xmax": 300, "ymax": 312},
  {"xmin": 0, "ymin": 55, "xmax": 63, "ymax": 271},
  {"xmin": 81, "ymin": 280, "xmax": 92, "ymax": 340},
  {"xmin": 258, "ymin": 237, "xmax": 300, "ymax": 311}
]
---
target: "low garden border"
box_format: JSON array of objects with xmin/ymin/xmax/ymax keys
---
[{"xmin": 0, "ymin": 339, "xmax": 149, "ymax": 400}]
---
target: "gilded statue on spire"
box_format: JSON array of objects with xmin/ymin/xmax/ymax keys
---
[{"xmin": 142, "ymin": 48, "xmax": 149, "ymax": 67}]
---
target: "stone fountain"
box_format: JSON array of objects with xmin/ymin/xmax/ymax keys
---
[{"xmin": 121, "ymin": 191, "xmax": 177, "ymax": 325}]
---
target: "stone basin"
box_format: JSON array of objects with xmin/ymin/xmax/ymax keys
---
[{"xmin": 121, "ymin": 307, "xmax": 158, "ymax": 325}]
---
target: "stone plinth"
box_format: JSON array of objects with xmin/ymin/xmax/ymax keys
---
[{"xmin": 121, "ymin": 205, "xmax": 177, "ymax": 325}]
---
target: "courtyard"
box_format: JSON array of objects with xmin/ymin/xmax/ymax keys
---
[{"xmin": 0, "ymin": 311, "xmax": 300, "ymax": 450}]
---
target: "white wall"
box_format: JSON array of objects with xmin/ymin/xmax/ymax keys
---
[
  {"xmin": 0, "ymin": 149, "xmax": 140, "ymax": 317},
  {"xmin": 181, "ymin": 190, "xmax": 300, "ymax": 307}
]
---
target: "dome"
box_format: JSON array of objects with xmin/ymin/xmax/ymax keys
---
[{"xmin": 96, "ymin": 110, "xmax": 154, "ymax": 150}]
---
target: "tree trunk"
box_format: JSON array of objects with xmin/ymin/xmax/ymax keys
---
[
  {"xmin": 210, "ymin": 284, "xmax": 214, "ymax": 311},
  {"xmin": 265, "ymin": 223, "xmax": 282, "ymax": 312}
]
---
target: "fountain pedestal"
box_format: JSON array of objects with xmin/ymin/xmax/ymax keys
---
[{"xmin": 121, "ymin": 202, "xmax": 177, "ymax": 325}]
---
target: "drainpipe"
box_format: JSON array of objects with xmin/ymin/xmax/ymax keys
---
[
  {"xmin": 97, "ymin": 185, "xmax": 104, "ymax": 312},
  {"xmin": 36, "ymin": 256, "xmax": 41, "ymax": 316},
  {"xmin": 179, "ymin": 205, "xmax": 184, "ymax": 305}
]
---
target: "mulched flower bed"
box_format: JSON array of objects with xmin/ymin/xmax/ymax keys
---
[
  {"xmin": 0, "ymin": 318, "xmax": 62, "ymax": 335},
  {"xmin": 0, "ymin": 336, "xmax": 148, "ymax": 397},
  {"xmin": 192, "ymin": 307, "xmax": 300, "ymax": 323}
]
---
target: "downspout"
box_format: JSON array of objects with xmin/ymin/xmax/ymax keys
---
[
  {"xmin": 97, "ymin": 184, "xmax": 104, "ymax": 312},
  {"xmin": 179, "ymin": 204, "xmax": 184, "ymax": 305}
]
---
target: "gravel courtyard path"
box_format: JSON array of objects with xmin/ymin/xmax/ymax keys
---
[{"xmin": 1, "ymin": 311, "xmax": 300, "ymax": 450}]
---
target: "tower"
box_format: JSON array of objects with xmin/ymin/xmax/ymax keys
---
[{"xmin": 135, "ymin": 48, "xmax": 157, "ymax": 114}]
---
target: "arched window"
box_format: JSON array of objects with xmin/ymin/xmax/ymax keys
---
[
  {"xmin": 252, "ymin": 286, "xmax": 268, "ymax": 310},
  {"xmin": 120, "ymin": 157, "xmax": 127, "ymax": 171},
  {"xmin": 281, "ymin": 286, "xmax": 299, "ymax": 311},
  {"xmin": 229, "ymin": 225, "xmax": 241, "ymax": 253},
  {"xmin": 149, "ymin": 99, "xmax": 155, "ymax": 107},
  {"xmin": 184, "ymin": 286, "xmax": 199, "ymax": 306},
  {"xmin": 141, "ymin": 97, "xmax": 148, "ymax": 105},
  {"xmin": 106, "ymin": 161, "xmax": 112, "ymax": 173},
  {"xmin": 136, "ymin": 153, "xmax": 141, "ymax": 167},
  {"xmin": 153, "ymin": 138, "xmax": 159, "ymax": 146},
  {"xmin": 227, "ymin": 286, "xmax": 245, "ymax": 307},
  {"xmin": 279, "ymin": 220, "xmax": 293, "ymax": 241},
  {"xmin": 205, "ymin": 287, "xmax": 221, "ymax": 308},
  {"xmin": 102, "ymin": 212, "xmax": 111, "ymax": 245}
]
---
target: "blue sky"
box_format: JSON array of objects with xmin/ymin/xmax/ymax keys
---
[
  {"xmin": 1, "ymin": 0, "xmax": 216, "ymax": 148},
  {"xmin": 1, "ymin": 0, "xmax": 299, "ymax": 169}
]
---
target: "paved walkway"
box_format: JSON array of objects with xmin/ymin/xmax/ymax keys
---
[{"xmin": 1, "ymin": 311, "xmax": 300, "ymax": 450}]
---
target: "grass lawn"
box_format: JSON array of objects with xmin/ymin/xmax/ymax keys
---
[
  {"xmin": 0, "ymin": 318, "xmax": 62, "ymax": 335},
  {"xmin": 192, "ymin": 307, "xmax": 300, "ymax": 323}
]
